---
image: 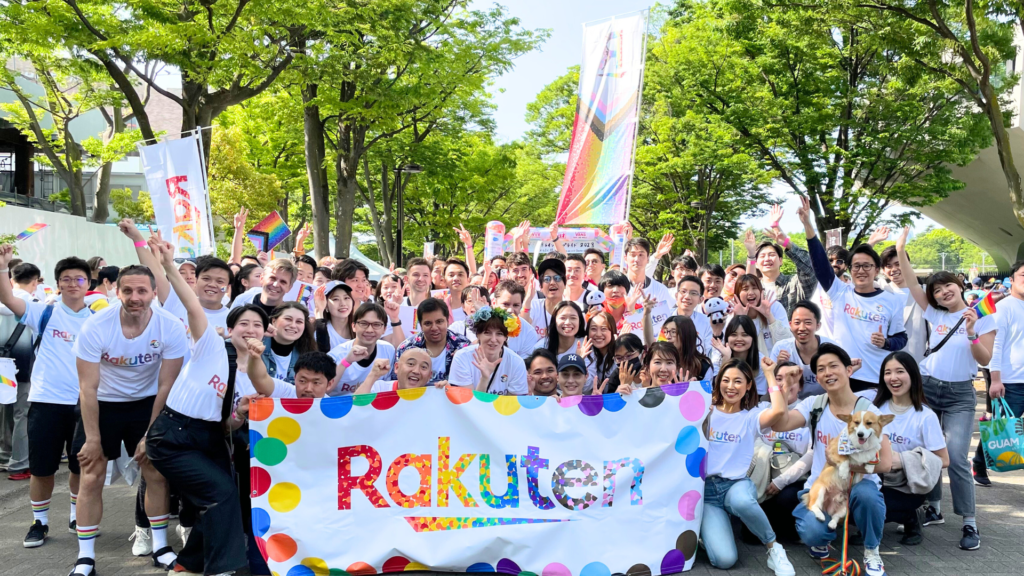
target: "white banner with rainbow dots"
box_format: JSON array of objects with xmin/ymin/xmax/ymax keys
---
[{"xmin": 248, "ymin": 382, "xmax": 711, "ymax": 576}]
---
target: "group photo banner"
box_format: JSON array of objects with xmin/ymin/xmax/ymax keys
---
[{"xmin": 248, "ymin": 382, "xmax": 712, "ymax": 576}]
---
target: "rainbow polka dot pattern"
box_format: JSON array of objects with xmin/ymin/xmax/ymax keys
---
[{"xmin": 248, "ymin": 380, "xmax": 710, "ymax": 576}]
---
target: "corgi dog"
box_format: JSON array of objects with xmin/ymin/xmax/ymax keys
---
[{"xmin": 802, "ymin": 411, "xmax": 895, "ymax": 529}]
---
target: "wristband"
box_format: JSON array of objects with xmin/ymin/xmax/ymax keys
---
[
  {"xmin": 134, "ymin": 240, "xmax": 146, "ymax": 248},
  {"xmin": 0, "ymin": 268, "xmax": 7, "ymax": 274},
  {"xmin": 780, "ymin": 237, "xmax": 791, "ymax": 249},
  {"xmin": 769, "ymin": 386, "xmax": 782, "ymax": 394},
  {"xmin": 391, "ymin": 320, "xmax": 402, "ymax": 327},
  {"xmin": 970, "ymin": 336, "xmax": 980, "ymax": 345},
  {"xmin": 341, "ymin": 359, "xmax": 352, "ymax": 368}
]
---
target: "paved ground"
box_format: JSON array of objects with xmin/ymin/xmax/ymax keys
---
[{"xmin": 0, "ymin": 381, "xmax": 1022, "ymax": 576}]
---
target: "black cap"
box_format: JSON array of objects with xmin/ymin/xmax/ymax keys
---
[
  {"xmin": 537, "ymin": 258, "xmax": 566, "ymax": 281},
  {"xmin": 558, "ymin": 353, "xmax": 586, "ymax": 373}
]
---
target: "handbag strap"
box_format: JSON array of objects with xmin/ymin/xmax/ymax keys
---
[
  {"xmin": 993, "ymin": 397, "xmax": 1016, "ymax": 420},
  {"xmin": 0, "ymin": 323, "xmax": 27, "ymax": 358},
  {"xmin": 923, "ymin": 316, "xmax": 966, "ymax": 358}
]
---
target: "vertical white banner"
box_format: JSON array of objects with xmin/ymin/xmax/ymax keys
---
[
  {"xmin": 139, "ymin": 133, "xmax": 215, "ymax": 257},
  {"xmin": 0, "ymin": 358, "xmax": 18, "ymax": 405}
]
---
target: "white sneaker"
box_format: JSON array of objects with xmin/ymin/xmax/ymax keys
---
[
  {"xmin": 129, "ymin": 526, "xmax": 152, "ymax": 556},
  {"xmin": 176, "ymin": 524, "xmax": 192, "ymax": 546},
  {"xmin": 864, "ymin": 548, "xmax": 886, "ymax": 576},
  {"xmin": 767, "ymin": 543, "xmax": 796, "ymax": 576}
]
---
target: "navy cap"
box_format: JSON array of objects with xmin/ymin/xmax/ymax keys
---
[
  {"xmin": 537, "ymin": 258, "xmax": 566, "ymax": 281},
  {"xmin": 558, "ymin": 353, "xmax": 586, "ymax": 373}
]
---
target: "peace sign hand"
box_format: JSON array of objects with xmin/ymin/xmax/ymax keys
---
[
  {"xmin": 592, "ymin": 378, "xmax": 609, "ymax": 395},
  {"xmin": 455, "ymin": 223, "xmax": 473, "ymax": 247}
]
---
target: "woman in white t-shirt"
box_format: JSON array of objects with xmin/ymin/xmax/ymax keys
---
[
  {"xmin": 583, "ymin": 311, "xmax": 617, "ymax": 394},
  {"xmin": 731, "ymin": 274, "xmax": 792, "ymax": 353},
  {"xmin": 893, "ymin": 227, "xmax": 989, "ymax": 549},
  {"xmin": 261, "ymin": 302, "xmax": 316, "ymax": 383},
  {"xmin": 661, "ymin": 315, "xmax": 714, "ymax": 381},
  {"xmin": 537, "ymin": 301, "xmax": 586, "ymax": 361},
  {"xmin": 328, "ymin": 303, "xmax": 396, "ymax": 396},
  {"xmin": 874, "ymin": 352, "xmax": 949, "ymax": 546},
  {"xmin": 701, "ymin": 356, "xmax": 794, "ymax": 574},
  {"xmin": 448, "ymin": 306, "xmax": 527, "ymax": 395},
  {"xmin": 313, "ymin": 281, "xmax": 354, "ymax": 352},
  {"xmin": 710, "ymin": 316, "xmax": 768, "ymax": 394}
]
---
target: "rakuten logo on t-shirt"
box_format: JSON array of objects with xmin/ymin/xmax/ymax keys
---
[
  {"xmin": 336, "ymin": 382, "xmax": 359, "ymax": 395},
  {"xmin": 100, "ymin": 352, "xmax": 160, "ymax": 367},
  {"xmin": 816, "ymin": 430, "xmax": 833, "ymax": 447},
  {"xmin": 843, "ymin": 303, "xmax": 884, "ymax": 323},
  {"xmin": 50, "ymin": 329, "xmax": 76, "ymax": 343},
  {"xmin": 885, "ymin": 432, "xmax": 910, "ymax": 446},
  {"xmin": 208, "ymin": 375, "xmax": 227, "ymax": 398},
  {"xmin": 708, "ymin": 428, "xmax": 740, "ymax": 443}
]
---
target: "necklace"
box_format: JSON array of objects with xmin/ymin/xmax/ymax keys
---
[{"xmin": 889, "ymin": 401, "xmax": 913, "ymax": 414}]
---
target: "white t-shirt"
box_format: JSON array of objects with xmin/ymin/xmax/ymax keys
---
[
  {"xmin": 233, "ymin": 371, "xmax": 297, "ymax": 407},
  {"xmin": 630, "ymin": 276, "xmax": 673, "ymax": 308},
  {"xmin": 689, "ymin": 310, "xmax": 715, "ymax": 358},
  {"xmin": 74, "ymin": 304, "xmax": 189, "ymax": 402},
  {"xmin": 370, "ymin": 380, "xmax": 399, "ymax": 393},
  {"xmin": 0, "ymin": 287, "xmax": 37, "ymax": 316},
  {"xmin": 508, "ymin": 317, "xmax": 539, "ymax": 359},
  {"xmin": 430, "ymin": 351, "xmax": 448, "ymax": 382},
  {"xmin": 877, "ymin": 401, "xmax": 945, "ymax": 454},
  {"xmin": 706, "ymin": 407, "xmax": 767, "ymax": 480},
  {"xmin": 448, "ymin": 344, "xmax": 528, "ymax": 395},
  {"xmin": 758, "ymin": 401, "xmax": 811, "ymax": 454},
  {"xmin": 769, "ymin": 336, "xmax": 836, "ymax": 398},
  {"xmin": 22, "ymin": 301, "xmax": 94, "ymax": 405},
  {"xmin": 921, "ymin": 307, "xmax": 996, "ymax": 382},
  {"xmin": 795, "ymin": 395, "xmax": 884, "ymax": 489},
  {"xmin": 823, "ymin": 281, "xmax": 906, "ymax": 381},
  {"xmin": 326, "ymin": 322, "xmax": 350, "ymax": 350},
  {"xmin": 327, "ymin": 340, "xmax": 396, "ymax": 396},
  {"xmin": 528, "ymin": 298, "xmax": 555, "ymax": 340},
  {"xmin": 161, "ymin": 290, "xmax": 230, "ymax": 338},
  {"xmin": 448, "ymin": 320, "xmax": 475, "ymax": 340},
  {"xmin": 165, "ymin": 324, "xmax": 230, "ymax": 422},
  {"xmin": 991, "ymin": 297, "xmax": 1024, "ymax": 382},
  {"xmin": 812, "ymin": 285, "xmax": 835, "ymax": 338}
]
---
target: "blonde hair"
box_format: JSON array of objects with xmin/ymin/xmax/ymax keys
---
[{"xmin": 264, "ymin": 258, "xmax": 298, "ymax": 284}]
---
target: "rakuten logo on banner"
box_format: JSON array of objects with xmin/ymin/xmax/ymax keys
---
[{"xmin": 139, "ymin": 133, "xmax": 215, "ymax": 257}]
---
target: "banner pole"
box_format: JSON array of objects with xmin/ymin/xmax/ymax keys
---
[
  {"xmin": 194, "ymin": 131, "xmax": 215, "ymax": 256},
  {"xmin": 622, "ymin": 8, "xmax": 651, "ymax": 225}
]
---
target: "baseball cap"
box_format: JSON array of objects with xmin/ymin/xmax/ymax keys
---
[
  {"xmin": 1004, "ymin": 277, "xmax": 1012, "ymax": 288},
  {"xmin": 175, "ymin": 258, "xmax": 197, "ymax": 270},
  {"xmin": 323, "ymin": 280, "xmax": 352, "ymax": 297},
  {"xmin": 971, "ymin": 277, "xmax": 982, "ymax": 286},
  {"xmin": 558, "ymin": 353, "xmax": 586, "ymax": 374}
]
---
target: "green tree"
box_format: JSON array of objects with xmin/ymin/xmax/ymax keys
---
[
  {"xmin": 207, "ymin": 125, "xmax": 286, "ymax": 247},
  {"xmin": 110, "ymin": 188, "xmax": 155, "ymax": 223},
  {"xmin": 663, "ymin": 0, "xmax": 998, "ymax": 245}
]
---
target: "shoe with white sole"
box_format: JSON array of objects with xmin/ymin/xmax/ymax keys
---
[
  {"xmin": 808, "ymin": 545, "xmax": 830, "ymax": 559},
  {"xmin": 864, "ymin": 548, "xmax": 886, "ymax": 576},
  {"xmin": 767, "ymin": 543, "xmax": 796, "ymax": 576},
  {"xmin": 130, "ymin": 526, "xmax": 152, "ymax": 556}
]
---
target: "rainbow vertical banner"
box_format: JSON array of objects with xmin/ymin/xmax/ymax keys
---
[{"xmin": 556, "ymin": 11, "xmax": 649, "ymax": 225}]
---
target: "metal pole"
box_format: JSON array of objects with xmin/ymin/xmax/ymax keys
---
[
  {"xmin": 395, "ymin": 170, "xmax": 404, "ymax": 267},
  {"xmin": 731, "ymin": 241, "xmax": 734, "ymax": 265},
  {"xmin": 719, "ymin": 250, "xmax": 723, "ymax": 265},
  {"xmin": 940, "ymin": 253, "xmax": 946, "ymax": 271}
]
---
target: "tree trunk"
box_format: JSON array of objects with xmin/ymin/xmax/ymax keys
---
[
  {"xmin": 92, "ymin": 161, "xmax": 112, "ymax": 223},
  {"xmin": 334, "ymin": 120, "xmax": 364, "ymax": 259},
  {"xmin": 981, "ymin": 84, "xmax": 1024, "ymax": 228},
  {"xmin": 302, "ymin": 84, "xmax": 331, "ymax": 261}
]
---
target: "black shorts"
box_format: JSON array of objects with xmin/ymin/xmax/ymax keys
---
[
  {"xmin": 28, "ymin": 402, "xmax": 81, "ymax": 477},
  {"xmin": 72, "ymin": 396, "xmax": 155, "ymax": 461}
]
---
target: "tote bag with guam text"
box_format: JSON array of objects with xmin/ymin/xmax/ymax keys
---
[{"xmin": 980, "ymin": 398, "xmax": 1024, "ymax": 472}]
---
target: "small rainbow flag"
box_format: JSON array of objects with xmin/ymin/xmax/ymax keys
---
[
  {"xmin": 0, "ymin": 374, "xmax": 15, "ymax": 388},
  {"xmin": 974, "ymin": 291, "xmax": 998, "ymax": 318},
  {"xmin": 15, "ymin": 223, "xmax": 48, "ymax": 241},
  {"xmin": 247, "ymin": 211, "xmax": 291, "ymax": 252}
]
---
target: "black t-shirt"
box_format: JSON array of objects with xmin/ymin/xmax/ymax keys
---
[{"xmin": 252, "ymin": 294, "xmax": 277, "ymax": 317}]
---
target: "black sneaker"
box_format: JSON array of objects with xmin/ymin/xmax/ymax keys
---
[
  {"xmin": 900, "ymin": 508, "xmax": 924, "ymax": 545},
  {"xmin": 69, "ymin": 519, "xmax": 76, "ymax": 534},
  {"xmin": 974, "ymin": 468, "xmax": 992, "ymax": 487},
  {"xmin": 23, "ymin": 520, "xmax": 48, "ymax": 548},
  {"xmin": 921, "ymin": 505, "xmax": 944, "ymax": 526},
  {"xmin": 959, "ymin": 525, "xmax": 981, "ymax": 550}
]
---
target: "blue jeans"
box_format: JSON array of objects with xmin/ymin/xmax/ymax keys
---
[
  {"xmin": 1003, "ymin": 382, "xmax": 1024, "ymax": 423},
  {"xmin": 794, "ymin": 478, "xmax": 885, "ymax": 549},
  {"xmin": 701, "ymin": 476, "xmax": 776, "ymax": 569},
  {"xmin": 923, "ymin": 376, "xmax": 976, "ymax": 517}
]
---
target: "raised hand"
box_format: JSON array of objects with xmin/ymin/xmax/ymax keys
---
[
  {"xmin": 710, "ymin": 337, "xmax": 731, "ymax": 360},
  {"xmin": 653, "ymin": 232, "xmax": 675, "ymax": 259},
  {"xmin": 455, "ymin": 223, "xmax": 473, "ymax": 247},
  {"xmin": 755, "ymin": 290, "xmax": 777, "ymax": 321},
  {"xmin": 867, "ymin": 226, "xmax": 891, "ymax": 247},
  {"xmin": 245, "ymin": 337, "xmax": 266, "ymax": 357},
  {"xmin": 625, "ymin": 286, "xmax": 645, "ymax": 313},
  {"xmin": 369, "ymin": 358, "xmax": 390, "ymax": 381},
  {"xmin": 851, "ymin": 358, "xmax": 863, "ymax": 374},
  {"xmin": 472, "ymin": 347, "xmax": 501, "ymax": 379},
  {"xmin": 618, "ymin": 360, "xmax": 639, "ymax": 386},
  {"xmin": 383, "ymin": 299, "xmax": 401, "ymax": 321},
  {"xmin": 732, "ymin": 297, "xmax": 749, "ymax": 318},
  {"xmin": 577, "ymin": 336, "xmax": 593, "ymax": 358},
  {"xmin": 763, "ymin": 225, "xmax": 789, "ymax": 246},
  {"xmin": 677, "ymin": 368, "xmax": 693, "ymax": 383},
  {"xmin": 769, "ymin": 204, "xmax": 784, "ymax": 227},
  {"xmin": 895, "ymin": 226, "xmax": 910, "ymax": 253},
  {"xmin": 346, "ymin": 344, "xmax": 370, "ymax": 364},
  {"xmin": 743, "ymin": 229, "xmax": 757, "ymax": 257},
  {"xmin": 963, "ymin": 307, "xmax": 979, "ymax": 335},
  {"xmin": 118, "ymin": 218, "xmax": 144, "ymax": 242},
  {"xmin": 547, "ymin": 219, "xmax": 560, "ymax": 243},
  {"xmin": 776, "ymin": 348, "xmax": 791, "ymax": 364},
  {"xmin": 797, "ymin": 196, "xmax": 812, "ymax": 226},
  {"xmin": 257, "ymin": 251, "xmax": 269, "ymax": 267},
  {"xmin": 234, "ymin": 207, "xmax": 249, "ymax": 231},
  {"xmin": 592, "ymin": 378, "xmax": 610, "ymax": 395},
  {"xmin": 0, "ymin": 244, "xmax": 14, "ymax": 268},
  {"xmin": 295, "ymin": 223, "xmax": 312, "ymax": 247},
  {"xmin": 761, "ymin": 355, "xmax": 776, "ymax": 373}
]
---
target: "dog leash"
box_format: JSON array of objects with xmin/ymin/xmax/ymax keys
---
[{"xmin": 820, "ymin": 485, "xmax": 860, "ymax": 576}]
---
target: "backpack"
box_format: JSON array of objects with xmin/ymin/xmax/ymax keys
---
[
  {"xmin": 808, "ymin": 393, "xmax": 874, "ymax": 446},
  {"xmin": 0, "ymin": 304, "xmax": 58, "ymax": 379}
]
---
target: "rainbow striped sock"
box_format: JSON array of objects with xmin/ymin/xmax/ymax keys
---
[
  {"xmin": 76, "ymin": 524, "xmax": 98, "ymax": 561},
  {"xmin": 30, "ymin": 499, "xmax": 50, "ymax": 525},
  {"xmin": 69, "ymin": 493, "xmax": 77, "ymax": 522},
  {"xmin": 148, "ymin": 514, "xmax": 170, "ymax": 551}
]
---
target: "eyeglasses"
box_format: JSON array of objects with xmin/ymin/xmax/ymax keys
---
[
  {"xmin": 541, "ymin": 275, "xmax": 564, "ymax": 284},
  {"xmin": 661, "ymin": 329, "xmax": 678, "ymax": 338},
  {"xmin": 585, "ymin": 259, "xmax": 602, "ymax": 266},
  {"xmin": 59, "ymin": 277, "xmax": 88, "ymax": 287},
  {"xmin": 355, "ymin": 321, "xmax": 385, "ymax": 330},
  {"xmin": 614, "ymin": 351, "xmax": 639, "ymax": 363},
  {"xmin": 851, "ymin": 263, "xmax": 876, "ymax": 272}
]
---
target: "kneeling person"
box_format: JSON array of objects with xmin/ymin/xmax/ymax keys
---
[{"xmin": 357, "ymin": 348, "xmax": 435, "ymax": 393}]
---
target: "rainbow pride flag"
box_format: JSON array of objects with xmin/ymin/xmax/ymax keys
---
[
  {"xmin": 247, "ymin": 211, "xmax": 291, "ymax": 252},
  {"xmin": 0, "ymin": 374, "xmax": 14, "ymax": 388},
  {"xmin": 555, "ymin": 12, "xmax": 648, "ymax": 225},
  {"xmin": 15, "ymin": 223, "xmax": 48, "ymax": 241},
  {"xmin": 974, "ymin": 291, "xmax": 997, "ymax": 318}
]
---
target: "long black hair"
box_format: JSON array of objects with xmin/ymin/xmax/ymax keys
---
[
  {"xmin": 546, "ymin": 301, "xmax": 586, "ymax": 356},
  {"xmin": 230, "ymin": 263, "xmax": 261, "ymax": 306},
  {"xmin": 874, "ymin": 351, "xmax": 927, "ymax": 411},
  {"xmin": 723, "ymin": 315, "xmax": 760, "ymax": 371},
  {"xmin": 663, "ymin": 315, "xmax": 711, "ymax": 380},
  {"xmin": 713, "ymin": 358, "xmax": 759, "ymax": 411}
]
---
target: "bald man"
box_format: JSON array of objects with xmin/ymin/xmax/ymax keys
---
[{"xmin": 355, "ymin": 348, "xmax": 441, "ymax": 393}]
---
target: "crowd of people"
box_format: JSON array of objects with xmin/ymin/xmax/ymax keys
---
[{"xmin": 0, "ymin": 199, "xmax": 1021, "ymax": 576}]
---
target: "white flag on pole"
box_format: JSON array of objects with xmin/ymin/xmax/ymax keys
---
[{"xmin": 139, "ymin": 133, "xmax": 215, "ymax": 257}]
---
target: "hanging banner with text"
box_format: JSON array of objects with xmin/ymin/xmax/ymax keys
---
[
  {"xmin": 249, "ymin": 383, "xmax": 711, "ymax": 575},
  {"xmin": 139, "ymin": 133, "xmax": 215, "ymax": 258},
  {"xmin": 556, "ymin": 12, "xmax": 648, "ymax": 225}
]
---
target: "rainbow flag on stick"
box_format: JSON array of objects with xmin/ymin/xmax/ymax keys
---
[
  {"xmin": 973, "ymin": 291, "xmax": 998, "ymax": 318},
  {"xmin": 15, "ymin": 223, "xmax": 48, "ymax": 241},
  {"xmin": 247, "ymin": 211, "xmax": 291, "ymax": 252}
]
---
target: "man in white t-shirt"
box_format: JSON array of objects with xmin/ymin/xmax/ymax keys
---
[
  {"xmin": 878, "ymin": 245, "xmax": 927, "ymax": 362},
  {"xmin": 0, "ymin": 249, "xmax": 93, "ymax": 548},
  {"xmin": 230, "ymin": 258, "xmax": 297, "ymax": 317},
  {"xmin": 525, "ymin": 258, "xmax": 566, "ymax": 339},
  {"xmin": 672, "ymin": 275, "xmax": 714, "ymax": 355},
  {"xmin": 770, "ymin": 301, "xmax": 835, "ymax": 398},
  {"xmin": 70, "ymin": 265, "xmax": 188, "ymax": 576},
  {"xmin": 771, "ymin": 343, "xmax": 893, "ymax": 576},
  {"xmin": 492, "ymin": 280, "xmax": 539, "ymax": 358},
  {"xmin": 443, "ymin": 259, "xmax": 471, "ymax": 321},
  {"xmin": 623, "ymin": 238, "xmax": 672, "ymax": 307},
  {"xmin": 563, "ymin": 255, "xmax": 594, "ymax": 306},
  {"xmin": 387, "ymin": 299, "xmax": 470, "ymax": 383}
]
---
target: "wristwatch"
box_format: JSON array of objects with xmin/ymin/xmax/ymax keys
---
[{"xmin": 391, "ymin": 320, "xmax": 402, "ymax": 327}]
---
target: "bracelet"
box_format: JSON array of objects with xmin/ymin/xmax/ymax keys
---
[
  {"xmin": 970, "ymin": 337, "xmax": 980, "ymax": 345},
  {"xmin": 341, "ymin": 359, "xmax": 352, "ymax": 368},
  {"xmin": 769, "ymin": 386, "xmax": 782, "ymax": 394},
  {"xmin": 391, "ymin": 320, "xmax": 402, "ymax": 327},
  {"xmin": 134, "ymin": 240, "xmax": 146, "ymax": 248},
  {"xmin": 0, "ymin": 268, "xmax": 7, "ymax": 274},
  {"xmin": 780, "ymin": 237, "xmax": 791, "ymax": 249}
]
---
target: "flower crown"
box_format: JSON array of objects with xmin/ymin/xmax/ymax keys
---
[{"xmin": 470, "ymin": 305, "xmax": 521, "ymax": 338}]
